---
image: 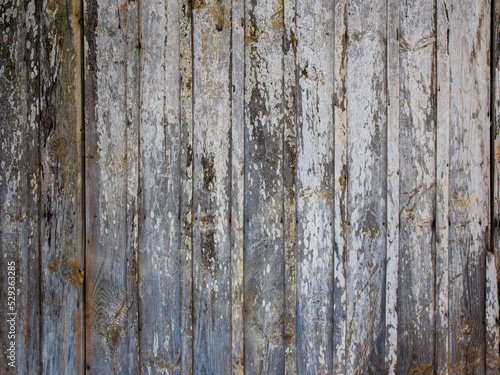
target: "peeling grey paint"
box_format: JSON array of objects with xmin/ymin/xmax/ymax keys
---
[{"xmin": 1, "ymin": 0, "xmax": 498, "ymax": 374}]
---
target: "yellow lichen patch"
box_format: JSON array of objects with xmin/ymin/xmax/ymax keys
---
[
  {"xmin": 49, "ymin": 134, "xmax": 68, "ymax": 159},
  {"xmin": 362, "ymin": 224, "xmax": 380, "ymax": 238},
  {"xmin": 152, "ymin": 354, "xmax": 181, "ymax": 371},
  {"xmin": 245, "ymin": 33, "xmax": 258, "ymax": 44},
  {"xmin": 68, "ymin": 262, "xmax": 84, "ymax": 286},
  {"xmin": 193, "ymin": 0, "xmax": 206, "ymax": 11},
  {"xmin": 495, "ymin": 145, "xmax": 500, "ymax": 161},
  {"xmin": 270, "ymin": 0, "xmax": 284, "ymax": 30},
  {"xmin": 119, "ymin": 2, "xmax": 127, "ymax": 27},
  {"xmin": 48, "ymin": 259, "xmax": 60, "ymax": 273},
  {"xmin": 46, "ymin": 0, "xmax": 58, "ymax": 15},
  {"xmin": 408, "ymin": 362, "xmax": 434, "ymax": 375},
  {"xmin": 209, "ymin": 2, "xmax": 225, "ymax": 31},
  {"xmin": 454, "ymin": 191, "xmax": 478, "ymax": 214}
]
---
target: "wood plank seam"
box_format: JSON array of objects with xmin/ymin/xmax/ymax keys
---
[
  {"xmin": 80, "ymin": 0, "xmax": 87, "ymax": 371},
  {"xmin": 489, "ymin": 0, "xmax": 500, "ymax": 372}
]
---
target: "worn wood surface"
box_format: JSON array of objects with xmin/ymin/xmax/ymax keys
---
[
  {"xmin": 192, "ymin": 0, "xmax": 232, "ymax": 372},
  {"xmin": 490, "ymin": 0, "xmax": 500, "ymax": 374},
  {"xmin": 397, "ymin": 1, "xmax": 436, "ymax": 373},
  {"xmin": 434, "ymin": 0, "xmax": 450, "ymax": 374},
  {"xmin": 244, "ymin": 0, "xmax": 285, "ymax": 372},
  {"xmin": 385, "ymin": 0, "xmax": 399, "ymax": 373},
  {"xmin": 283, "ymin": 0, "xmax": 297, "ymax": 372},
  {"xmin": 296, "ymin": 0, "xmax": 334, "ymax": 372},
  {"xmin": 1, "ymin": 0, "xmax": 500, "ymax": 373},
  {"xmin": 435, "ymin": 0, "xmax": 451, "ymax": 373},
  {"xmin": 138, "ymin": 0, "xmax": 182, "ymax": 372},
  {"xmin": 40, "ymin": 0, "xmax": 84, "ymax": 373},
  {"xmin": 231, "ymin": 0, "xmax": 245, "ymax": 373},
  {"xmin": 179, "ymin": 0, "xmax": 194, "ymax": 373},
  {"xmin": 333, "ymin": 1, "xmax": 348, "ymax": 372},
  {"xmin": 0, "ymin": 0, "xmax": 41, "ymax": 373},
  {"xmin": 448, "ymin": 1, "xmax": 489, "ymax": 373},
  {"xmin": 345, "ymin": 1, "xmax": 387, "ymax": 373},
  {"xmin": 84, "ymin": 0, "xmax": 139, "ymax": 373}
]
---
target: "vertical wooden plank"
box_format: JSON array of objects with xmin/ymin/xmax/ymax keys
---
[
  {"xmin": 345, "ymin": 1, "xmax": 387, "ymax": 373},
  {"xmin": 244, "ymin": 0, "xmax": 285, "ymax": 372},
  {"xmin": 180, "ymin": 0, "xmax": 194, "ymax": 373},
  {"xmin": 447, "ymin": 0, "xmax": 489, "ymax": 373},
  {"xmin": 385, "ymin": 0, "xmax": 399, "ymax": 372},
  {"xmin": 397, "ymin": 1, "xmax": 437, "ymax": 374},
  {"xmin": 192, "ymin": 0, "xmax": 232, "ymax": 372},
  {"xmin": 39, "ymin": 0, "xmax": 84, "ymax": 372},
  {"xmin": 232, "ymin": 0, "xmax": 245, "ymax": 372},
  {"xmin": 283, "ymin": 0, "xmax": 297, "ymax": 372},
  {"xmin": 124, "ymin": 0, "xmax": 141, "ymax": 372},
  {"xmin": 435, "ymin": 0, "xmax": 450, "ymax": 373},
  {"xmin": 295, "ymin": 0, "xmax": 334, "ymax": 373},
  {"xmin": 333, "ymin": 0, "xmax": 348, "ymax": 372},
  {"xmin": 23, "ymin": 1, "xmax": 41, "ymax": 372},
  {"xmin": 486, "ymin": 226, "xmax": 499, "ymax": 375},
  {"xmin": 0, "ymin": 0, "xmax": 40, "ymax": 373},
  {"xmin": 138, "ymin": 0, "xmax": 182, "ymax": 372},
  {"xmin": 26, "ymin": 1, "xmax": 42, "ymax": 371},
  {"xmin": 84, "ymin": 0, "xmax": 140, "ymax": 372},
  {"xmin": 489, "ymin": 0, "xmax": 500, "ymax": 373}
]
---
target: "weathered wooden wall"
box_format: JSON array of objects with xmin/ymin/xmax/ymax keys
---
[{"xmin": 1, "ymin": 0, "xmax": 499, "ymax": 374}]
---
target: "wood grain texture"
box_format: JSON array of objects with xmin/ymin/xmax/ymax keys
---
[
  {"xmin": 192, "ymin": 0, "xmax": 232, "ymax": 372},
  {"xmin": 345, "ymin": 1, "xmax": 387, "ymax": 373},
  {"xmin": 435, "ymin": 0, "xmax": 451, "ymax": 373},
  {"xmin": 295, "ymin": 0, "xmax": 334, "ymax": 373},
  {"xmin": 124, "ymin": 1, "xmax": 140, "ymax": 374},
  {"xmin": 244, "ymin": 0, "xmax": 285, "ymax": 372},
  {"xmin": 385, "ymin": 0, "xmax": 399, "ymax": 372},
  {"xmin": 397, "ymin": 1, "xmax": 437, "ymax": 374},
  {"xmin": 180, "ymin": 0, "xmax": 194, "ymax": 373},
  {"xmin": 40, "ymin": 0, "xmax": 84, "ymax": 373},
  {"xmin": 138, "ymin": 0, "xmax": 183, "ymax": 372},
  {"xmin": 447, "ymin": 0, "xmax": 489, "ymax": 373},
  {"xmin": 22, "ymin": 0, "xmax": 42, "ymax": 372},
  {"xmin": 2, "ymin": 1, "xmax": 500, "ymax": 373},
  {"xmin": 490, "ymin": 1, "xmax": 500, "ymax": 374},
  {"xmin": 0, "ymin": 0, "xmax": 41, "ymax": 373},
  {"xmin": 333, "ymin": 1, "xmax": 348, "ymax": 372},
  {"xmin": 231, "ymin": 0, "xmax": 245, "ymax": 372},
  {"xmin": 283, "ymin": 0, "xmax": 297, "ymax": 372},
  {"xmin": 84, "ymin": 0, "xmax": 139, "ymax": 372}
]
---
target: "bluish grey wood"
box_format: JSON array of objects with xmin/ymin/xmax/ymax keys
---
[
  {"xmin": 180, "ymin": 0, "xmax": 194, "ymax": 372},
  {"xmin": 0, "ymin": 0, "xmax": 41, "ymax": 373},
  {"xmin": 24, "ymin": 1, "xmax": 42, "ymax": 371},
  {"xmin": 447, "ymin": 0, "xmax": 489, "ymax": 372},
  {"xmin": 231, "ymin": 0, "xmax": 245, "ymax": 372},
  {"xmin": 191, "ymin": 0, "xmax": 232, "ymax": 372},
  {"xmin": 397, "ymin": 1, "xmax": 437, "ymax": 373},
  {"xmin": 345, "ymin": 1, "xmax": 387, "ymax": 373},
  {"xmin": 333, "ymin": 0, "xmax": 348, "ymax": 372},
  {"xmin": 489, "ymin": 1, "xmax": 500, "ymax": 373},
  {"xmin": 84, "ymin": 0, "xmax": 140, "ymax": 372},
  {"xmin": 40, "ymin": 0, "xmax": 85, "ymax": 373},
  {"xmin": 138, "ymin": 0, "xmax": 182, "ymax": 372},
  {"xmin": 435, "ymin": 0, "xmax": 451, "ymax": 373},
  {"xmin": 244, "ymin": 0, "xmax": 285, "ymax": 372},
  {"xmin": 283, "ymin": 0, "xmax": 297, "ymax": 372},
  {"xmin": 295, "ymin": 0, "xmax": 334, "ymax": 372},
  {"xmin": 2, "ymin": 2, "xmax": 499, "ymax": 373},
  {"xmin": 124, "ymin": 1, "xmax": 141, "ymax": 374},
  {"xmin": 385, "ymin": 0, "xmax": 399, "ymax": 372}
]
